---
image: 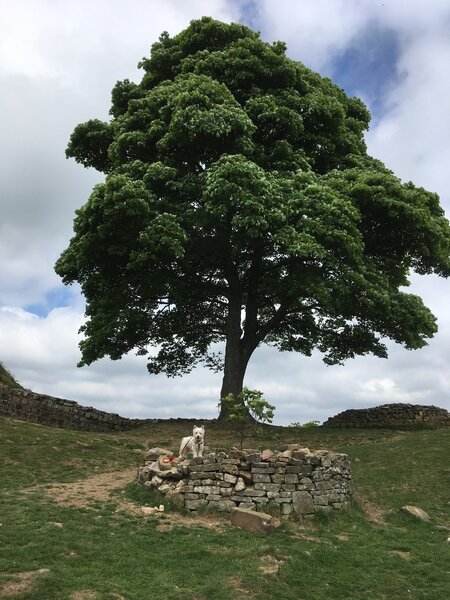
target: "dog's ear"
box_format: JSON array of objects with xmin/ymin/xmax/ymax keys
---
[{"xmin": 201, "ymin": 425, "xmax": 205, "ymax": 431}]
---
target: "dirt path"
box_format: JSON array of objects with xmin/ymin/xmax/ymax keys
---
[
  {"xmin": 24, "ymin": 468, "xmax": 226, "ymax": 530},
  {"xmin": 40, "ymin": 468, "xmax": 142, "ymax": 514}
]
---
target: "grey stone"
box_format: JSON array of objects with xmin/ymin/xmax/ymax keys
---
[
  {"xmin": 206, "ymin": 494, "xmax": 222, "ymax": 501},
  {"xmin": 292, "ymin": 491, "xmax": 315, "ymax": 515},
  {"xmin": 189, "ymin": 463, "xmax": 218, "ymax": 472},
  {"xmin": 285, "ymin": 474, "xmax": 299, "ymax": 484},
  {"xmin": 193, "ymin": 485, "xmax": 221, "ymax": 495},
  {"xmin": 254, "ymin": 483, "xmax": 281, "ymax": 492},
  {"xmin": 223, "ymin": 473, "xmax": 237, "ymax": 484},
  {"xmin": 253, "ymin": 474, "xmax": 271, "ymax": 483},
  {"xmin": 401, "ymin": 506, "xmax": 431, "ymax": 521},
  {"xmin": 252, "ymin": 467, "xmax": 276, "ymax": 474},
  {"xmin": 238, "ymin": 502, "xmax": 256, "ymax": 511},
  {"xmin": 220, "ymin": 464, "xmax": 239, "ymax": 475},
  {"xmin": 234, "ymin": 489, "xmax": 266, "ymax": 497},
  {"xmin": 185, "ymin": 499, "xmax": 208, "ymax": 510},
  {"xmin": 245, "ymin": 453, "xmax": 261, "ymax": 463},
  {"xmin": 285, "ymin": 466, "xmax": 301, "ymax": 474},
  {"xmin": 235, "ymin": 477, "xmax": 246, "ymax": 492},
  {"xmin": 209, "ymin": 500, "xmax": 237, "ymax": 511}
]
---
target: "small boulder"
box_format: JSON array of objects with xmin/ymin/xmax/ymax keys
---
[
  {"xmin": 230, "ymin": 507, "xmax": 274, "ymax": 534},
  {"xmin": 401, "ymin": 506, "xmax": 431, "ymax": 521},
  {"xmin": 261, "ymin": 449, "xmax": 275, "ymax": 461},
  {"xmin": 235, "ymin": 477, "xmax": 246, "ymax": 492},
  {"xmin": 145, "ymin": 447, "xmax": 173, "ymax": 461},
  {"xmin": 141, "ymin": 506, "xmax": 159, "ymax": 515}
]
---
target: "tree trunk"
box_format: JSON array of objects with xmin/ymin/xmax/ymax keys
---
[{"xmin": 218, "ymin": 324, "xmax": 256, "ymax": 420}]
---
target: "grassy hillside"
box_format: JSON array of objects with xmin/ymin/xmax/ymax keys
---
[
  {"xmin": 0, "ymin": 361, "xmax": 23, "ymax": 389},
  {"xmin": 0, "ymin": 416, "xmax": 449, "ymax": 599}
]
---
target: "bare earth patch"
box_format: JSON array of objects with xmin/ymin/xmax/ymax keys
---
[
  {"xmin": 258, "ymin": 554, "xmax": 285, "ymax": 575},
  {"xmin": 0, "ymin": 569, "xmax": 49, "ymax": 597},
  {"xmin": 24, "ymin": 468, "xmax": 227, "ymax": 531},
  {"xmin": 26, "ymin": 469, "xmax": 142, "ymax": 514},
  {"xmin": 360, "ymin": 498, "xmax": 388, "ymax": 526},
  {"xmin": 71, "ymin": 591, "xmax": 97, "ymax": 600},
  {"xmin": 156, "ymin": 512, "xmax": 226, "ymax": 532},
  {"xmin": 227, "ymin": 576, "xmax": 256, "ymax": 598},
  {"xmin": 390, "ymin": 550, "xmax": 413, "ymax": 560}
]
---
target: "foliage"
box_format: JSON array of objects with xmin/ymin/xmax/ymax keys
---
[
  {"xmin": 221, "ymin": 387, "xmax": 275, "ymax": 448},
  {"xmin": 289, "ymin": 420, "xmax": 321, "ymax": 429},
  {"xmin": 56, "ymin": 17, "xmax": 450, "ymax": 412}
]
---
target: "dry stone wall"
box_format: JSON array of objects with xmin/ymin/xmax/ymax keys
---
[
  {"xmin": 138, "ymin": 445, "xmax": 352, "ymax": 518},
  {"xmin": 0, "ymin": 384, "xmax": 141, "ymax": 432},
  {"xmin": 323, "ymin": 403, "xmax": 450, "ymax": 429}
]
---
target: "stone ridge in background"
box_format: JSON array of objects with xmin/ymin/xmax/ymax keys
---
[
  {"xmin": 0, "ymin": 384, "xmax": 144, "ymax": 432},
  {"xmin": 323, "ymin": 403, "xmax": 450, "ymax": 429}
]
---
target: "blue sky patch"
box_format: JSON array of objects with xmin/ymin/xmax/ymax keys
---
[
  {"xmin": 25, "ymin": 286, "xmax": 78, "ymax": 318},
  {"xmin": 329, "ymin": 24, "xmax": 403, "ymax": 122}
]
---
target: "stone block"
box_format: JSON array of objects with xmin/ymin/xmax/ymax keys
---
[
  {"xmin": 292, "ymin": 491, "xmax": 315, "ymax": 515},
  {"xmin": 260, "ymin": 449, "xmax": 275, "ymax": 461},
  {"xmin": 285, "ymin": 466, "xmax": 301, "ymax": 474},
  {"xmin": 252, "ymin": 467, "xmax": 276, "ymax": 474},
  {"xmin": 313, "ymin": 495, "xmax": 329, "ymax": 506},
  {"xmin": 221, "ymin": 464, "xmax": 239, "ymax": 475},
  {"xmin": 281, "ymin": 483, "xmax": 297, "ymax": 492},
  {"xmin": 190, "ymin": 463, "xmax": 219, "ymax": 472},
  {"xmin": 315, "ymin": 481, "xmax": 333, "ymax": 491},
  {"xmin": 271, "ymin": 474, "xmax": 285, "ymax": 484},
  {"xmin": 209, "ymin": 500, "xmax": 237, "ymax": 512},
  {"xmin": 285, "ymin": 473, "xmax": 299, "ymax": 484},
  {"xmin": 234, "ymin": 489, "xmax": 266, "ymax": 497},
  {"xmin": 238, "ymin": 502, "xmax": 256, "ymax": 511},
  {"xmin": 254, "ymin": 483, "xmax": 281, "ymax": 492},
  {"xmin": 185, "ymin": 499, "xmax": 208, "ymax": 510},
  {"xmin": 223, "ymin": 473, "xmax": 237, "ymax": 484},
  {"xmin": 245, "ymin": 452, "xmax": 261, "ymax": 463},
  {"xmin": 281, "ymin": 503, "xmax": 293, "ymax": 515},
  {"xmin": 193, "ymin": 485, "xmax": 221, "ymax": 495},
  {"xmin": 235, "ymin": 477, "xmax": 246, "ymax": 492},
  {"xmin": 253, "ymin": 474, "xmax": 271, "ymax": 483}
]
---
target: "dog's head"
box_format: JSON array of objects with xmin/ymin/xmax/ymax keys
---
[{"xmin": 192, "ymin": 425, "xmax": 205, "ymax": 443}]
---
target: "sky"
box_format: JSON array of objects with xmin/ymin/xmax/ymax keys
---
[{"xmin": 1, "ymin": 0, "xmax": 450, "ymax": 425}]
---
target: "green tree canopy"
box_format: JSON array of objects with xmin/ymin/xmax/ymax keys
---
[{"xmin": 56, "ymin": 17, "xmax": 450, "ymax": 417}]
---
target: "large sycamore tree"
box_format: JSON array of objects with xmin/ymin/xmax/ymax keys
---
[{"xmin": 56, "ymin": 18, "xmax": 450, "ymax": 418}]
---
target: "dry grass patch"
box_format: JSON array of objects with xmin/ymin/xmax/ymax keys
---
[
  {"xmin": 155, "ymin": 512, "xmax": 226, "ymax": 532},
  {"xmin": 26, "ymin": 468, "xmax": 141, "ymax": 514},
  {"xmin": 258, "ymin": 554, "xmax": 285, "ymax": 575},
  {"xmin": 71, "ymin": 591, "xmax": 97, "ymax": 600},
  {"xmin": 227, "ymin": 576, "xmax": 256, "ymax": 598},
  {"xmin": 0, "ymin": 568, "xmax": 49, "ymax": 597},
  {"xmin": 359, "ymin": 497, "xmax": 388, "ymax": 526}
]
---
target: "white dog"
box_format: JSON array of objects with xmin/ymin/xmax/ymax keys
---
[{"xmin": 179, "ymin": 425, "xmax": 205, "ymax": 458}]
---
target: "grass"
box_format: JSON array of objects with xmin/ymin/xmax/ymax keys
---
[
  {"xmin": 0, "ymin": 362, "xmax": 23, "ymax": 389},
  {"xmin": 0, "ymin": 416, "xmax": 449, "ymax": 599}
]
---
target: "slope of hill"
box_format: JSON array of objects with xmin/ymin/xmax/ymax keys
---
[{"xmin": 0, "ymin": 362, "xmax": 23, "ymax": 389}]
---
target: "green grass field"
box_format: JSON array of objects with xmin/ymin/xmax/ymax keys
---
[{"xmin": 1, "ymin": 416, "xmax": 449, "ymax": 599}]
